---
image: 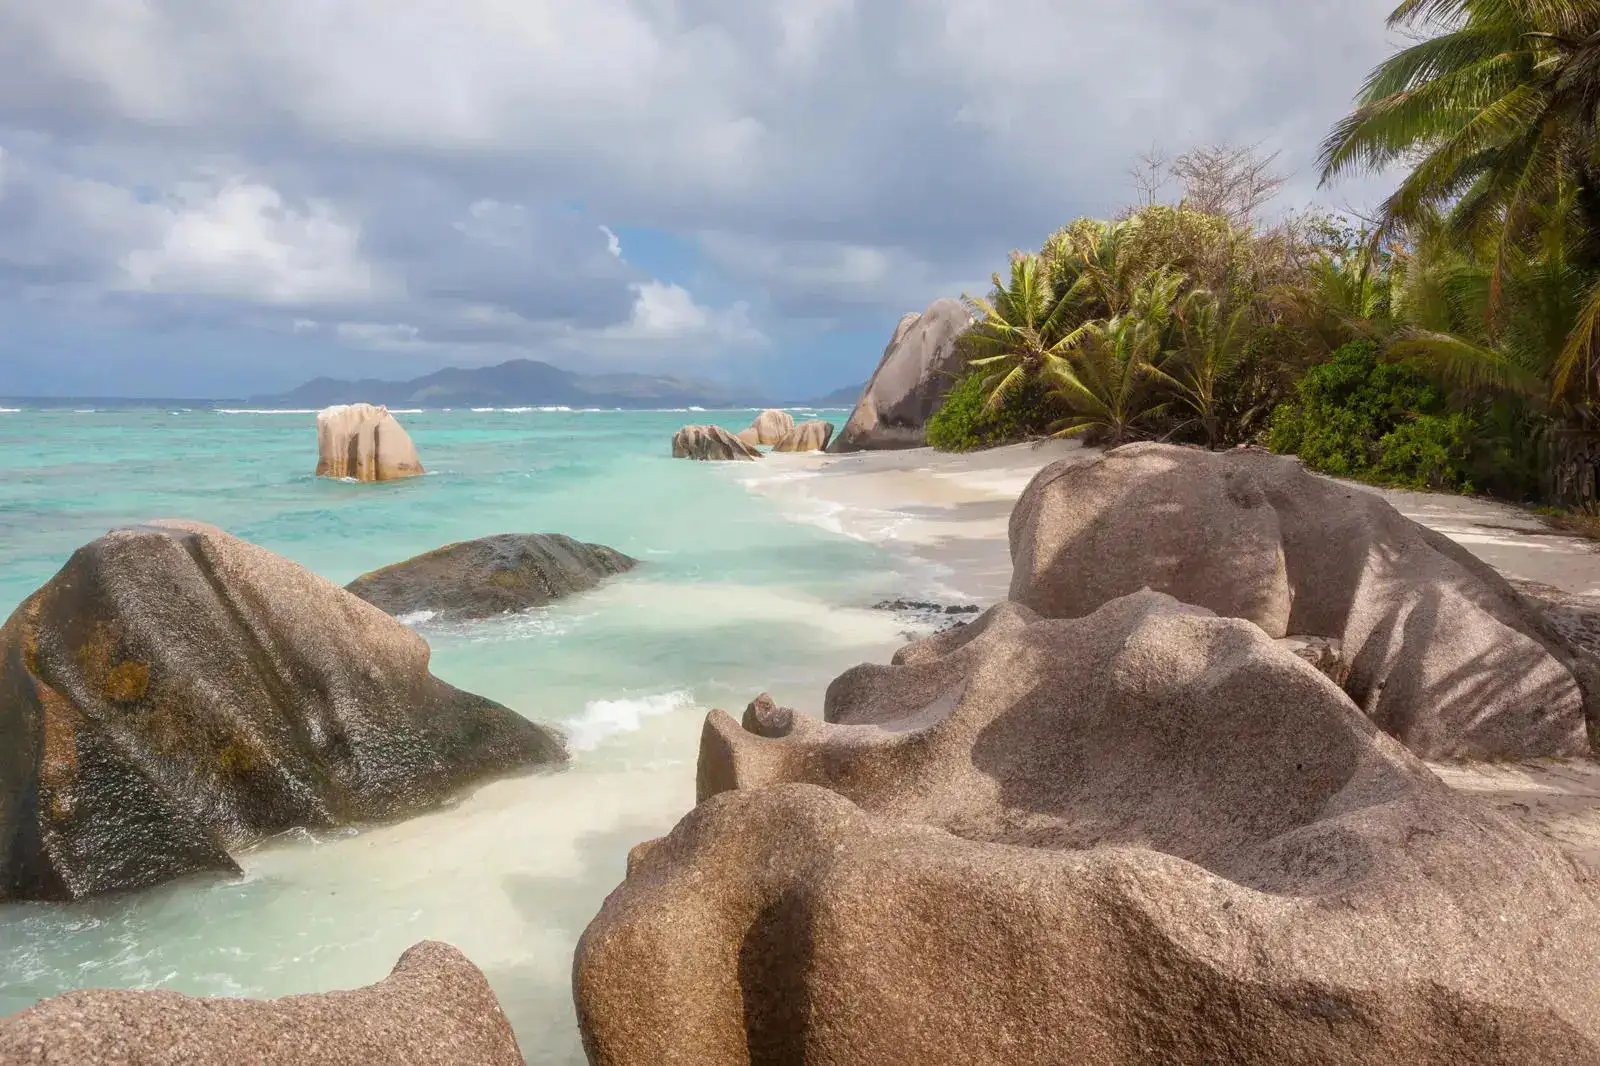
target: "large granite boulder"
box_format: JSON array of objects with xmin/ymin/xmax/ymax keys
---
[
  {"xmin": 735, "ymin": 409, "xmax": 795, "ymax": 447},
  {"xmin": 0, "ymin": 941, "xmax": 524, "ymax": 1065},
  {"xmin": 771, "ymin": 420, "xmax": 835, "ymax": 453},
  {"xmin": 346, "ymin": 534, "xmax": 636, "ymax": 621},
  {"xmin": 828, "ymin": 298, "xmax": 974, "ymax": 453},
  {"xmin": 576, "ymin": 594, "xmax": 1600, "ymax": 1065},
  {"xmin": 315, "ymin": 403, "xmax": 424, "ymax": 481},
  {"xmin": 1009, "ymin": 443, "xmax": 1596, "ymax": 759},
  {"xmin": 0, "ymin": 521, "xmax": 565, "ymax": 902},
  {"xmin": 672, "ymin": 425, "xmax": 760, "ymax": 462}
]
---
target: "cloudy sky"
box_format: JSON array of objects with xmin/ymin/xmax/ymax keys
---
[{"xmin": 0, "ymin": 0, "xmax": 1403, "ymax": 399}]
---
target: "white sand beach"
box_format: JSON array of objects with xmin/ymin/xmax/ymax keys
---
[{"xmin": 744, "ymin": 441, "xmax": 1600, "ymax": 872}]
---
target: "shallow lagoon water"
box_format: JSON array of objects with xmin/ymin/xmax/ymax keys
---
[{"xmin": 0, "ymin": 406, "xmax": 930, "ymax": 1062}]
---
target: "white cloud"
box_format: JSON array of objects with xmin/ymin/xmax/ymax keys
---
[
  {"xmin": 334, "ymin": 321, "xmax": 423, "ymax": 349},
  {"xmin": 602, "ymin": 280, "xmax": 764, "ymax": 346},
  {"xmin": 118, "ymin": 178, "xmax": 380, "ymax": 304},
  {"xmin": 454, "ymin": 199, "xmax": 529, "ymax": 247},
  {"xmin": 0, "ymin": 0, "xmax": 1407, "ymax": 392},
  {"xmin": 697, "ymin": 231, "xmax": 984, "ymax": 313}
]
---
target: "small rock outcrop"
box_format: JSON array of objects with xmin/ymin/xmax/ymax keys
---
[
  {"xmin": 671, "ymin": 425, "xmax": 761, "ymax": 462},
  {"xmin": 315, "ymin": 403, "xmax": 424, "ymax": 481},
  {"xmin": 1277, "ymin": 634, "xmax": 1350, "ymax": 687},
  {"xmin": 0, "ymin": 941, "xmax": 524, "ymax": 1065},
  {"xmin": 576, "ymin": 594, "xmax": 1600, "ymax": 1065},
  {"xmin": 346, "ymin": 534, "xmax": 636, "ymax": 621},
  {"xmin": 1009, "ymin": 443, "xmax": 1595, "ymax": 759},
  {"xmin": 828, "ymin": 298, "xmax": 974, "ymax": 453},
  {"xmin": 0, "ymin": 521, "xmax": 565, "ymax": 902},
  {"xmin": 771, "ymin": 419, "xmax": 835, "ymax": 453},
  {"xmin": 735, "ymin": 410, "xmax": 795, "ymax": 447}
]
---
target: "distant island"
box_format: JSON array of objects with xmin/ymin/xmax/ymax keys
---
[
  {"xmin": 800, "ymin": 383, "xmax": 867, "ymax": 408},
  {"xmin": 252, "ymin": 358, "xmax": 863, "ymax": 410}
]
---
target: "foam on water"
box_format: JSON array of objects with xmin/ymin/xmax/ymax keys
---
[
  {"xmin": 562, "ymin": 690, "xmax": 696, "ymax": 751},
  {"xmin": 395, "ymin": 609, "xmax": 437, "ymax": 626}
]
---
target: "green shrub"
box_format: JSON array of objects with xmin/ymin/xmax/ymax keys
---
[
  {"xmin": 1372, "ymin": 413, "xmax": 1477, "ymax": 491},
  {"xmin": 1267, "ymin": 340, "xmax": 1484, "ymax": 491},
  {"xmin": 926, "ymin": 373, "xmax": 1060, "ymax": 452}
]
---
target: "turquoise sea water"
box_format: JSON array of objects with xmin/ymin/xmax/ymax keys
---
[{"xmin": 0, "ymin": 405, "xmax": 925, "ymax": 1062}]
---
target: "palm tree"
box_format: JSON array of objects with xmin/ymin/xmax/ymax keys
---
[
  {"xmin": 1320, "ymin": 0, "xmax": 1600, "ymax": 399},
  {"xmin": 1320, "ymin": 1, "xmax": 1600, "ymax": 253},
  {"xmin": 1158, "ymin": 289, "xmax": 1255, "ymax": 447},
  {"xmin": 962, "ymin": 253, "xmax": 1086, "ymax": 412},
  {"xmin": 1048, "ymin": 268, "xmax": 1185, "ymax": 444},
  {"xmin": 1388, "ymin": 192, "xmax": 1591, "ymax": 404}
]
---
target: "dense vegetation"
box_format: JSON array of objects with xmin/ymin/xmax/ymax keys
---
[{"xmin": 935, "ymin": 0, "xmax": 1600, "ymax": 510}]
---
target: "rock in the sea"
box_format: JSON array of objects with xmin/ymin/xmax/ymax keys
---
[
  {"xmin": 577, "ymin": 593, "xmax": 1600, "ymax": 1065},
  {"xmin": 735, "ymin": 409, "xmax": 795, "ymax": 447},
  {"xmin": 0, "ymin": 941, "xmax": 524, "ymax": 1065},
  {"xmin": 0, "ymin": 521, "xmax": 565, "ymax": 902},
  {"xmin": 671, "ymin": 425, "xmax": 761, "ymax": 462},
  {"xmin": 346, "ymin": 534, "xmax": 636, "ymax": 621},
  {"xmin": 771, "ymin": 419, "xmax": 835, "ymax": 453},
  {"xmin": 1008, "ymin": 442, "xmax": 1595, "ymax": 759},
  {"xmin": 828, "ymin": 298, "xmax": 974, "ymax": 453},
  {"xmin": 315, "ymin": 403, "xmax": 425, "ymax": 481}
]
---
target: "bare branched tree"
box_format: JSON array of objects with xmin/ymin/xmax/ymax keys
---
[
  {"xmin": 1171, "ymin": 142, "xmax": 1286, "ymax": 229},
  {"xmin": 1127, "ymin": 145, "xmax": 1171, "ymax": 207}
]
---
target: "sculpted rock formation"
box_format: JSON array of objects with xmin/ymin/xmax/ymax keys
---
[
  {"xmin": 828, "ymin": 298, "xmax": 974, "ymax": 453},
  {"xmin": 315, "ymin": 403, "xmax": 425, "ymax": 481},
  {"xmin": 0, "ymin": 941, "xmax": 524, "ymax": 1065},
  {"xmin": 577, "ymin": 593, "xmax": 1600, "ymax": 1065},
  {"xmin": 1009, "ymin": 443, "xmax": 1595, "ymax": 759},
  {"xmin": 771, "ymin": 420, "xmax": 835, "ymax": 453},
  {"xmin": 672, "ymin": 425, "xmax": 761, "ymax": 462},
  {"xmin": 735, "ymin": 409, "xmax": 796, "ymax": 447},
  {"xmin": 346, "ymin": 533, "xmax": 636, "ymax": 621},
  {"xmin": 0, "ymin": 521, "xmax": 565, "ymax": 902}
]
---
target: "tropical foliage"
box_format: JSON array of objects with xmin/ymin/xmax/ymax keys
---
[
  {"xmin": 949, "ymin": 198, "xmax": 1333, "ymax": 454},
  {"xmin": 930, "ymin": 0, "xmax": 1600, "ymax": 510}
]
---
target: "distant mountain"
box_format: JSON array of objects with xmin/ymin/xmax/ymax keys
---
[
  {"xmin": 793, "ymin": 383, "xmax": 865, "ymax": 408},
  {"xmin": 256, "ymin": 358, "xmax": 772, "ymax": 409}
]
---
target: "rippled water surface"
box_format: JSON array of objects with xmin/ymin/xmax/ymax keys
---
[{"xmin": 0, "ymin": 405, "xmax": 923, "ymax": 1062}]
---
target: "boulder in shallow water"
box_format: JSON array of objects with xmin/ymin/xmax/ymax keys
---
[
  {"xmin": 771, "ymin": 419, "xmax": 834, "ymax": 453},
  {"xmin": 577, "ymin": 593, "xmax": 1600, "ymax": 1065},
  {"xmin": 1008, "ymin": 442, "xmax": 1596, "ymax": 759},
  {"xmin": 671, "ymin": 425, "xmax": 760, "ymax": 462},
  {"xmin": 315, "ymin": 403, "xmax": 424, "ymax": 481},
  {"xmin": 0, "ymin": 941, "xmax": 524, "ymax": 1065},
  {"xmin": 828, "ymin": 298, "xmax": 973, "ymax": 453},
  {"xmin": 0, "ymin": 521, "xmax": 565, "ymax": 902},
  {"xmin": 735, "ymin": 409, "xmax": 795, "ymax": 447},
  {"xmin": 346, "ymin": 533, "xmax": 636, "ymax": 621}
]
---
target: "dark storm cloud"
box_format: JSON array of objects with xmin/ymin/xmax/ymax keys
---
[{"xmin": 0, "ymin": 0, "xmax": 1402, "ymax": 395}]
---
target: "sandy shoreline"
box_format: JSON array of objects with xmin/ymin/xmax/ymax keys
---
[{"xmin": 744, "ymin": 440, "xmax": 1600, "ymax": 872}]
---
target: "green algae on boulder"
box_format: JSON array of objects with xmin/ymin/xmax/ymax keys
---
[
  {"xmin": 0, "ymin": 521, "xmax": 565, "ymax": 902},
  {"xmin": 345, "ymin": 533, "xmax": 636, "ymax": 622}
]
